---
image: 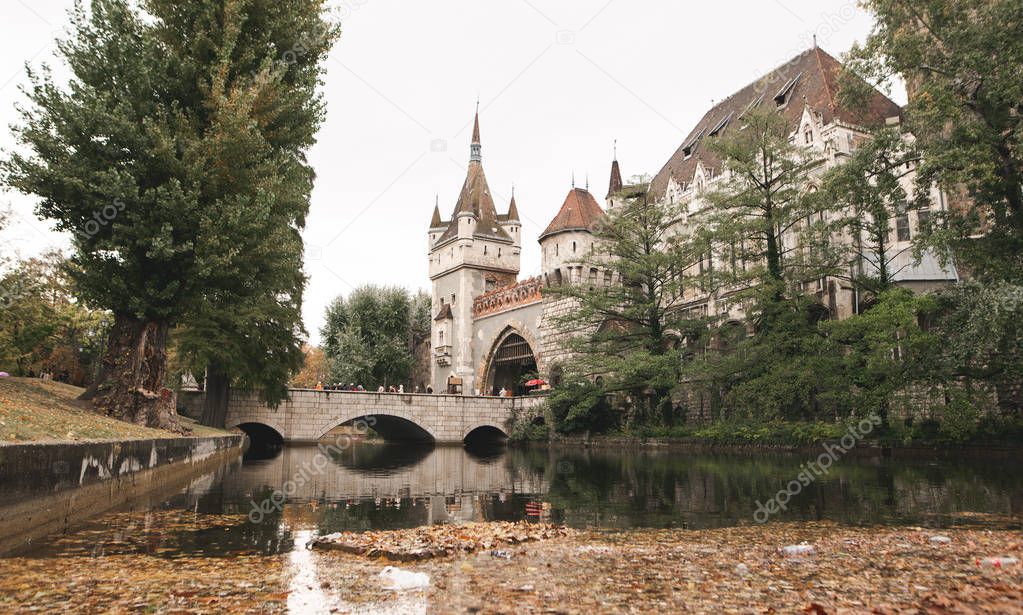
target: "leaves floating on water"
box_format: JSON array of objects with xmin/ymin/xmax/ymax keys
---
[{"xmin": 312, "ymin": 521, "xmax": 575, "ymax": 561}]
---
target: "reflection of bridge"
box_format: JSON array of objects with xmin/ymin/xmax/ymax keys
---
[
  {"xmin": 180, "ymin": 389, "xmax": 545, "ymax": 443},
  {"xmin": 219, "ymin": 446, "xmax": 547, "ymax": 503}
]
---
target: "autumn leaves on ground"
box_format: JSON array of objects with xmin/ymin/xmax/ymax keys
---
[
  {"xmin": 0, "ymin": 512, "xmax": 1019, "ymax": 614},
  {"xmin": 0, "ymin": 377, "xmax": 223, "ymax": 442}
]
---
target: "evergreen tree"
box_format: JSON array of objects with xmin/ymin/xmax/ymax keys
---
[
  {"xmin": 152, "ymin": 0, "xmax": 337, "ymax": 426},
  {"xmin": 547, "ymin": 190, "xmax": 705, "ymax": 430},
  {"xmin": 2, "ymin": 0, "xmax": 335, "ymax": 428},
  {"xmin": 701, "ymin": 108, "xmax": 828, "ymax": 303}
]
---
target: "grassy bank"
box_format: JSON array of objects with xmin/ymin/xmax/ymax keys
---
[{"xmin": 0, "ymin": 377, "xmax": 228, "ymax": 443}]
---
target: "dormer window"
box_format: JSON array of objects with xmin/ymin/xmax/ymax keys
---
[
  {"xmin": 709, "ymin": 112, "xmax": 733, "ymax": 137},
  {"xmin": 774, "ymin": 73, "xmax": 802, "ymax": 107},
  {"xmin": 804, "ymin": 127, "xmax": 813, "ymax": 144}
]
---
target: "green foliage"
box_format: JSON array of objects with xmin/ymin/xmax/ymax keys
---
[
  {"xmin": 817, "ymin": 128, "xmax": 920, "ymax": 293},
  {"xmin": 843, "ymin": 0, "xmax": 1023, "ymax": 282},
  {"xmin": 546, "ymin": 189, "xmax": 705, "ymax": 430},
  {"xmin": 0, "ymin": 252, "xmax": 111, "ymax": 383},
  {"xmin": 320, "ymin": 285, "xmax": 424, "ymax": 389},
  {"xmin": 703, "ymin": 108, "xmax": 828, "ymax": 291},
  {"xmin": 547, "ymin": 381, "xmax": 618, "ymax": 435},
  {"xmin": 1, "ymin": 0, "xmax": 337, "ymax": 419}
]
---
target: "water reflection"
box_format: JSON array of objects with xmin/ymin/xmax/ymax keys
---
[{"xmin": 12, "ymin": 443, "xmax": 1023, "ymax": 558}]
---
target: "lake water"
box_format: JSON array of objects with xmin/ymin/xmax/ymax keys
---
[{"xmin": 17, "ymin": 441, "xmax": 1023, "ymax": 558}]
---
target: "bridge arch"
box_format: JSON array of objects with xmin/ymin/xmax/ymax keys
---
[
  {"xmin": 313, "ymin": 412, "xmax": 436, "ymax": 443},
  {"xmin": 228, "ymin": 420, "xmax": 286, "ymax": 444},
  {"xmin": 462, "ymin": 423, "xmax": 509, "ymax": 443},
  {"xmin": 479, "ymin": 325, "xmax": 541, "ymax": 396}
]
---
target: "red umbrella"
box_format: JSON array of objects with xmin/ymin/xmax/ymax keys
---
[{"xmin": 524, "ymin": 378, "xmax": 546, "ymax": 387}]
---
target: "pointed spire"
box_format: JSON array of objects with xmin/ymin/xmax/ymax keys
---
[
  {"xmin": 470, "ymin": 103, "xmax": 482, "ymax": 163},
  {"xmin": 430, "ymin": 195, "xmax": 442, "ymax": 227},
  {"xmin": 607, "ymin": 156, "xmax": 623, "ymax": 198},
  {"xmin": 506, "ymin": 187, "xmax": 520, "ymax": 222}
]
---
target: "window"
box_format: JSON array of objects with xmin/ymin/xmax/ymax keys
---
[
  {"xmin": 498, "ymin": 248, "xmax": 501, "ymax": 257},
  {"xmin": 572, "ymin": 241, "xmax": 577, "ymax": 253},
  {"xmin": 439, "ymin": 330, "xmax": 444, "ymax": 345},
  {"xmin": 604, "ymin": 271, "xmax": 613, "ymax": 287},
  {"xmin": 804, "ymin": 128, "xmax": 813, "ymax": 144},
  {"xmin": 774, "ymin": 73, "xmax": 802, "ymax": 106},
  {"xmin": 588, "ymin": 268, "xmax": 598, "ymax": 288},
  {"xmin": 484, "ymin": 245, "xmax": 488, "ymax": 255},
  {"xmin": 450, "ymin": 293, "xmax": 456, "ymax": 305},
  {"xmin": 485, "ymin": 279, "xmax": 497, "ymax": 292},
  {"xmin": 709, "ymin": 112, "xmax": 733, "ymax": 137},
  {"xmin": 896, "ymin": 214, "xmax": 911, "ymax": 242},
  {"xmin": 554, "ymin": 269, "xmax": 563, "ymax": 285},
  {"xmin": 917, "ymin": 206, "xmax": 931, "ymax": 233},
  {"xmin": 555, "ymin": 243, "xmax": 559, "ymax": 256}
]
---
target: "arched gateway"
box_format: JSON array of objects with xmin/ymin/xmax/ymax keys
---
[{"xmin": 479, "ymin": 327, "xmax": 540, "ymax": 396}]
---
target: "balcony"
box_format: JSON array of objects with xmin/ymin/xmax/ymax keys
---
[{"xmin": 434, "ymin": 345, "xmax": 452, "ymax": 366}]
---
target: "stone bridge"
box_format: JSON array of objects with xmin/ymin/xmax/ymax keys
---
[{"xmin": 179, "ymin": 389, "xmax": 545, "ymax": 444}]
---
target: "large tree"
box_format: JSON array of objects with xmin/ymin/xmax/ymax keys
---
[
  {"xmin": 154, "ymin": 0, "xmax": 336, "ymax": 427},
  {"xmin": 547, "ymin": 189, "xmax": 706, "ymax": 431},
  {"xmin": 320, "ymin": 286, "xmax": 425, "ymax": 390},
  {"xmin": 701, "ymin": 108, "xmax": 828, "ymax": 304},
  {"xmin": 817, "ymin": 127, "xmax": 921, "ymax": 294},
  {"xmin": 844, "ymin": 0, "xmax": 1023, "ymax": 281},
  {"xmin": 2, "ymin": 0, "xmax": 334, "ymax": 429}
]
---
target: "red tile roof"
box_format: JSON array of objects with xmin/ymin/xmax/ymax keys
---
[
  {"xmin": 648, "ymin": 47, "xmax": 902, "ymax": 200},
  {"xmin": 539, "ymin": 187, "xmax": 607, "ymax": 241}
]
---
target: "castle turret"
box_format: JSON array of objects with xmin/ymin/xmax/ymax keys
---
[
  {"xmin": 539, "ymin": 186, "xmax": 607, "ymax": 287},
  {"xmin": 427, "ymin": 109, "xmax": 519, "ymax": 394},
  {"xmin": 499, "ymin": 189, "xmax": 522, "ymax": 248}
]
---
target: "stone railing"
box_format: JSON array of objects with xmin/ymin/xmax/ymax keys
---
[{"xmin": 472, "ymin": 276, "xmax": 543, "ymax": 319}]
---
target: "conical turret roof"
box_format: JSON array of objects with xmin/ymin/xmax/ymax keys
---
[
  {"xmin": 539, "ymin": 187, "xmax": 606, "ymax": 241},
  {"xmin": 434, "ymin": 111, "xmax": 512, "ymax": 245}
]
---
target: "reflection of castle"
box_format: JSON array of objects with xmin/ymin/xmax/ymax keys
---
[{"xmin": 428, "ymin": 47, "xmax": 961, "ymax": 397}]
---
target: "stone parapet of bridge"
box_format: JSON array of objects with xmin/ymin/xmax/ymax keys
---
[{"xmin": 182, "ymin": 388, "xmax": 545, "ymax": 444}]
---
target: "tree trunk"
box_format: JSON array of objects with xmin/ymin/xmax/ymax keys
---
[
  {"xmin": 90, "ymin": 313, "xmax": 184, "ymax": 432},
  {"xmin": 201, "ymin": 365, "xmax": 230, "ymax": 428}
]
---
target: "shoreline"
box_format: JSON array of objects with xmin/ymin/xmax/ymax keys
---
[{"xmin": 511, "ymin": 434, "xmax": 1023, "ymax": 459}]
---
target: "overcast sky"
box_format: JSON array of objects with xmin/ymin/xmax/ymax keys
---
[{"xmin": 0, "ymin": 0, "xmax": 904, "ymax": 344}]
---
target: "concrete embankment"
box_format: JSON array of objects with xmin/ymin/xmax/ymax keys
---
[{"xmin": 0, "ymin": 434, "xmax": 243, "ymax": 554}]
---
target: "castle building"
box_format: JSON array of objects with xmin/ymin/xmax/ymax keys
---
[
  {"xmin": 648, "ymin": 46, "xmax": 959, "ymax": 324},
  {"xmin": 427, "ymin": 112, "xmax": 611, "ymax": 395},
  {"xmin": 428, "ymin": 46, "xmax": 960, "ymax": 396}
]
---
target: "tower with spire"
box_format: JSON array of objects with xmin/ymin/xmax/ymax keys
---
[{"xmin": 427, "ymin": 109, "xmax": 521, "ymax": 393}]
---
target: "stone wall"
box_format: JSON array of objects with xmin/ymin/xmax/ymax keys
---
[
  {"xmin": 0, "ymin": 435, "xmax": 242, "ymax": 554},
  {"xmin": 204, "ymin": 389, "xmax": 545, "ymax": 443}
]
